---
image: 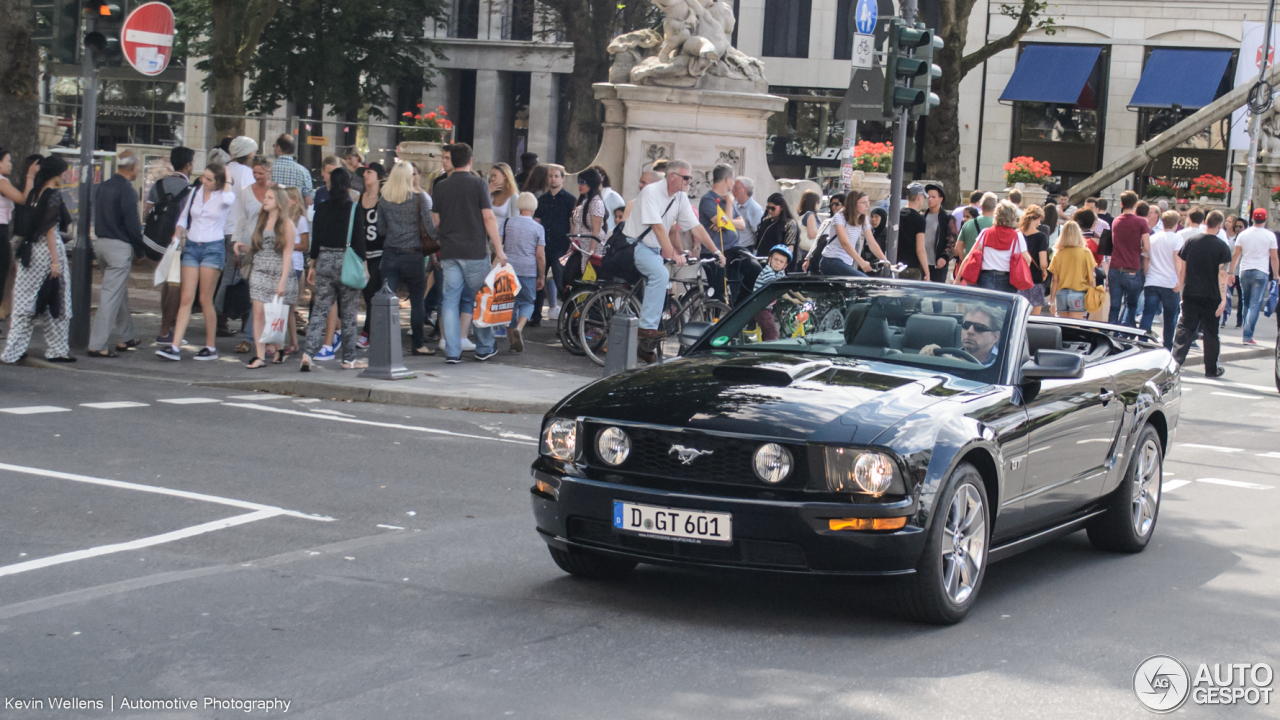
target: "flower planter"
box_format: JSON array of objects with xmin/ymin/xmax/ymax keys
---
[
  {"xmin": 1011, "ymin": 183, "xmax": 1048, "ymax": 209},
  {"xmin": 395, "ymin": 141, "xmax": 445, "ymax": 177},
  {"xmin": 853, "ymin": 171, "xmax": 891, "ymax": 204}
]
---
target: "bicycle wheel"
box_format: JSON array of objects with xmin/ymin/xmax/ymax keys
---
[
  {"xmin": 660, "ymin": 297, "xmax": 730, "ymax": 358},
  {"xmin": 578, "ymin": 288, "xmax": 641, "ymax": 367},
  {"xmin": 557, "ymin": 287, "xmax": 594, "ymax": 356}
]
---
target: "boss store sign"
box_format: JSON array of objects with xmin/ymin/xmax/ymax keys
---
[{"xmin": 1151, "ymin": 148, "xmax": 1227, "ymax": 178}]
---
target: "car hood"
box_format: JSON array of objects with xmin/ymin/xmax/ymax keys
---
[{"xmin": 553, "ymin": 352, "xmax": 967, "ymax": 443}]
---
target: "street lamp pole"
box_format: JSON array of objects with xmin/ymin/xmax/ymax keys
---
[
  {"xmin": 71, "ymin": 10, "xmax": 102, "ymax": 350},
  {"xmin": 884, "ymin": 0, "xmax": 917, "ymax": 265},
  {"xmin": 1241, "ymin": 0, "xmax": 1278, "ymax": 220}
]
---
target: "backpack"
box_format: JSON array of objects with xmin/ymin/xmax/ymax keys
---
[
  {"xmin": 142, "ymin": 179, "xmax": 194, "ymax": 261},
  {"xmin": 599, "ymin": 196, "xmax": 677, "ymax": 284}
]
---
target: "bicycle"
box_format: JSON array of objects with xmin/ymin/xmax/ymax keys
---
[{"xmin": 553, "ymin": 235, "xmax": 613, "ymax": 357}]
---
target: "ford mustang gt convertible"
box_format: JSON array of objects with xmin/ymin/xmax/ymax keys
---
[{"xmin": 530, "ymin": 278, "xmax": 1181, "ymax": 624}]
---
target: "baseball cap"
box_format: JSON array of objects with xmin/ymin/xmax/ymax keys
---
[
  {"xmin": 1253, "ymin": 208, "xmax": 1268, "ymax": 221},
  {"xmin": 905, "ymin": 182, "xmax": 926, "ymax": 198}
]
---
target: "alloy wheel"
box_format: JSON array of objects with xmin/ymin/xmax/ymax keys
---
[
  {"xmin": 1131, "ymin": 438, "xmax": 1162, "ymax": 538},
  {"xmin": 940, "ymin": 484, "xmax": 986, "ymax": 605}
]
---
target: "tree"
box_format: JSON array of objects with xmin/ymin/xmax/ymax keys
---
[
  {"xmin": 535, "ymin": 0, "xmax": 658, "ymax": 171},
  {"xmin": 244, "ymin": 0, "xmax": 447, "ymax": 125},
  {"xmin": 923, "ymin": 1, "xmax": 1055, "ymax": 199},
  {"xmin": 0, "ymin": 0, "xmax": 41, "ymax": 177},
  {"xmin": 174, "ymin": 0, "xmax": 282, "ymax": 137}
]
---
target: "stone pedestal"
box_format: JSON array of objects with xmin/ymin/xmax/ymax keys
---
[
  {"xmin": 396, "ymin": 141, "xmax": 445, "ymax": 177},
  {"xmin": 1011, "ymin": 183, "xmax": 1049, "ymax": 209},
  {"xmin": 587, "ymin": 83, "xmax": 786, "ymax": 201},
  {"xmin": 1231, "ymin": 161, "xmax": 1280, "ymax": 215},
  {"xmin": 853, "ymin": 172, "xmax": 891, "ymax": 204}
]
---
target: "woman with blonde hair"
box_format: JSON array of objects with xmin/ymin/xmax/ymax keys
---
[
  {"xmin": 968, "ymin": 200, "xmax": 1032, "ymax": 293},
  {"xmin": 283, "ymin": 186, "xmax": 309, "ymax": 355},
  {"xmin": 377, "ymin": 160, "xmax": 437, "ymax": 355},
  {"xmin": 1047, "ymin": 220, "xmax": 1097, "ymax": 319},
  {"xmin": 489, "ymin": 162, "xmax": 519, "ymax": 221},
  {"xmin": 1018, "ymin": 204, "xmax": 1050, "ymax": 313},
  {"xmin": 245, "ymin": 186, "xmax": 297, "ymax": 367}
]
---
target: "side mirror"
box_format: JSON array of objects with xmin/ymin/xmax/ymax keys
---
[
  {"xmin": 678, "ymin": 321, "xmax": 714, "ymax": 354},
  {"xmin": 1021, "ymin": 349, "xmax": 1085, "ymax": 381}
]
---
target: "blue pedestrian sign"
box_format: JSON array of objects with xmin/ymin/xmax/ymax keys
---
[{"xmin": 854, "ymin": 0, "xmax": 877, "ymax": 35}]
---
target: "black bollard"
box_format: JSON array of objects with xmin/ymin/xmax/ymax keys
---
[
  {"xmin": 604, "ymin": 308, "xmax": 639, "ymax": 377},
  {"xmin": 360, "ymin": 281, "xmax": 415, "ymax": 380}
]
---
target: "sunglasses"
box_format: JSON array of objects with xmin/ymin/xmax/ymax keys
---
[
  {"xmin": 677, "ymin": 174, "xmax": 692, "ymax": 182},
  {"xmin": 961, "ymin": 320, "xmax": 995, "ymax": 333},
  {"xmin": 766, "ymin": 205, "xmax": 780, "ymax": 212}
]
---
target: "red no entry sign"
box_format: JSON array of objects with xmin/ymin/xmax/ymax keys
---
[{"xmin": 121, "ymin": 2, "xmax": 175, "ymax": 76}]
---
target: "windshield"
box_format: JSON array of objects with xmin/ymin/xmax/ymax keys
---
[{"xmin": 701, "ymin": 281, "xmax": 1016, "ymax": 383}]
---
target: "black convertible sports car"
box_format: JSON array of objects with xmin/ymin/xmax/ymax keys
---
[{"xmin": 530, "ymin": 279, "xmax": 1181, "ymax": 624}]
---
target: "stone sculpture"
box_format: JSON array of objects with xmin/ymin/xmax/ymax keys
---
[{"xmin": 607, "ymin": 0, "xmax": 767, "ymax": 93}]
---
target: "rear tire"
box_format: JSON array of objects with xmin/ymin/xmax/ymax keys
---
[
  {"xmin": 891, "ymin": 463, "xmax": 989, "ymax": 625},
  {"xmin": 548, "ymin": 546, "xmax": 638, "ymax": 579},
  {"xmin": 1088, "ymin": 424, "xmax": 1162, "ymax": 553}
]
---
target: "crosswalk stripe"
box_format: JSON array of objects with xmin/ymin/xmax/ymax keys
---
[
  {"xmin": 1211, "ymin": 391, "xmax": 1271, "ymax": 400},
  {"xmin": 1162, "ymin": 480, "xmax": 1191, "ymax": 492},
  {"xmin": 225, "ymin": 394, "xmax": 290, "ymax": 401},
  {"xmin": 1197, "ymin": 478, "xmax": 1273, "ymax": 490},
  {"xmin": 1176, "ymin": 443, "xmax": 1242, "ymax": 453},
  {"xmin": 0, "ymin": 406, "xmax": 71, "ymax": 415},
  {"xmin": 80, "ymin": 402, "xmax": 150, "ymax": 409},
  {"xmin": 156, "ymin": 398, "xmax": 222, "ymax": 405}
]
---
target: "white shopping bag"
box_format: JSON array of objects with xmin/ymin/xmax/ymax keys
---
[
  {"xmin": 153, "ymin": 237, "xmax": 181, "ymax": 286},
  {"xmin": 259, "ymin": 296, "xmax": 288, "ymax": 346}
]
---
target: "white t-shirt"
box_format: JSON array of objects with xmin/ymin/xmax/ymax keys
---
[
  {"xmin": 177, "ymin": 188, "xmax": 237, "ymax": 243},
  {"xmin": 1197, "ymin": 224, "xmax": 1229, "ymax": 244},
  {"xmin": 224, "ymin": 161, "xmax": 256, "ymax": 236},
  {"xmin": 1234, "ymin": 226, "xmax": 1278, "ymax": 274},
  {"xmin": 822, "ymin": 212, "xmax": 873, "ymax": 266},
  {"xmin": 976, "ymin": 228, "xmax": 1028, "ymax": 271},
  {"xmin": 602, "ymin": 187, "xmax": 626, "ymax": 233},
  {"xmin": 0, "ymin": 178, "xmax": 15, "ymax": 225},
  {"xmin": 293, "ymin": 214, "xmax": 310, "ymax": 274},
  {"xmin": 490, "ymin": 194, "xmax": 518, "ymax": 222},
  {"xmin": 622, "ymin": 181, "xmax": 697, "ymax": 249},
  {"xmin": 1145, "ymin": 230, "xmax": 1185, "ymax": 289}
]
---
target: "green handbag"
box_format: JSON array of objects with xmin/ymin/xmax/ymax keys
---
[{"xmin": 340, "ymin": 202, "xmax": 368, "ymax": 289}]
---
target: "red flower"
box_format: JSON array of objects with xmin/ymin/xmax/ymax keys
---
[
  {"xmin": 426, "ymin": 112, "xmax": 436, "ymax": 120},
  {"xmin": 402, "ymin": 111, "xmax": 413, "ymax": 117},
  {"xmin": 417, "ymin": 103, "xmax": 424, "ymax": 109},
  {"xmin": 414, "ymin": 114, "xmax": 422, "ymax": 121}
]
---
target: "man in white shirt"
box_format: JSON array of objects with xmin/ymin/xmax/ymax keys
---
[
  {"xmin": 217, "ymin": 136, "xmax": 259, "ymax": 337},
  {"xmin": 1139, "ymin": 210, "xmax": 1185, "ymax": 350},
  {"xmin": 952, "ymin": 190, "xmax": 982, "ymax": 229},
  {"xmin": 1230, "ymin": 208, "xmax": 1280, "ymax": 344},
  {"xmin": 621, "ymin": 159, "xmax": 724, "ymax": 363}
]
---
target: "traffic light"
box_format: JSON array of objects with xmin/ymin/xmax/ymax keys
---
[
  {"xmin": 882, "ymin": 20, "xmax": 942, "ymax": 118},
  {"xmin": 83, "ymin": 0, "xmax": 125, "ymax": 66},
  {"xmin": 31, "ymin": 0, "xmax": 82, "ymax": 65}
]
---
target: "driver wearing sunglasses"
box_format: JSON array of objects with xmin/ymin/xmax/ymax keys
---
[{"xmin": 920, "ymin": 306, "xmax": 1002, "ymax": 366}]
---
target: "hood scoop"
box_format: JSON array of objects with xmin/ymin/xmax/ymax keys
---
[{"xmin": 712, "ymin": 358, "xmax": 833, "ymax": 387}]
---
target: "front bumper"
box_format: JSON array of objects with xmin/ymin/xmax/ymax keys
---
[{"xmin": 531, "ymin": 469, "xmax": 926, "ymax": 576}]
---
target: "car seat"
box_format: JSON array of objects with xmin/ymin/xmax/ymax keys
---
[{"xmin": 902, "ymin": 314, "xmax": 961, "ymax": 352}]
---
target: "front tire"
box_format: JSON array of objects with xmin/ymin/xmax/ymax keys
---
[
  {"xmin": 548, "ymin": 546, "xmax": 638, "ymax": 579},
  {"xmin": 892, "ymin": 463, "xmax": 989, "ymax": 625},
  {"xmin": 1088, "ymin": 424, "xmax": 1162, "ymax": 553}
]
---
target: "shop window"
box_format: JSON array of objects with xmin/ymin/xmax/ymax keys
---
[{"xmin": 762, "ymin": 0, "xmax": 811, "ymax": 58}]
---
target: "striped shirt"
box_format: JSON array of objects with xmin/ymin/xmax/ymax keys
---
[
  {"xmin": 754, "ymin": 266, "xmax": 785, "ymax": 292},
  {"xmin": 270, "ymin": 155, "xmax": 314, "ymax": 200}
]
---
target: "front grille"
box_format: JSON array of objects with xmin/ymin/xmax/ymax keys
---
[
  {"xmin": 568, "ymin": 517, "xmax": 808, "ymax": 569},
  {"xmin": 583, "ymin": 423, "xmax": 809, "ymax": 488}
]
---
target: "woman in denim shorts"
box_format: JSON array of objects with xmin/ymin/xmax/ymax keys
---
[
  {"xmin": 158, "ymin": 163, "xmax": 237, "ymax": 361},
  {"xmin": 1047, "ymin": 220, "xmax": 1097, "ymax": 320}
]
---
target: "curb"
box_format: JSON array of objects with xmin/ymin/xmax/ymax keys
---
[
  {"xmin": 1181, "ymin": 346, "xmax": 1271, "ymax": 368},
  {"xmin": 199, "ymin": 379, "xmax": 559, "ymax": 415}
]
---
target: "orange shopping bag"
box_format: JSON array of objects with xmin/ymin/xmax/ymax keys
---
[{"xmin": 473, "ymin": 263, "xmax": 521, "ymax": 328}]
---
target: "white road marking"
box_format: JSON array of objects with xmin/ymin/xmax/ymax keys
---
[
  {"xmin": 157, "ymin": 397, "xmax": 222, "ymax": 405},
  {"xmin": 223, "ymin": 402, "xmax": 538, "ymax": 445},
  {"xmin": 1162, "ymin": 480, "xmax": 1191, "ymax": 492},
  {"xmin": 0, "ymin": 510, "xmax": 281, "ymax": 578},
  {"xmin": 1197, "ymin": 478, "xmax": 1273, "ymax": 490},
  {"xmin": 376, "ymin": 524, "xmax": 404, "ymax": 530},
  {"xmin": 1258, "ymin": 452, "xmax": 1280, "ymax": 459},
  {"xmin": 1211, "ymin": 391, "xmax": 1270, "ymax": 400},
  {"xmin": 1183, "ymin": 376, "xmax": 1277, "ymax": 394},
  {"xmin": 309, "ymin": 408, "xmax": 356, "ymax": 418},
  {"xmin": 80, "ymin": 401, "xmax": 149, "ymax": 409},
  {"xmin": 0, "ymin": 406, "xmax": 71, "ymax": 415},
  {"xmin": 218, "ymin": 357, "xmax": 240, "ymax": 363},
  {"xmin": 1176, "ymin": 443, "xmax": 1243, "ymax": 453},
  {"xmin": 225, "ymin": 394, "xmax": 290, "ymax": 401},
  {"xmin": 293, "ymin": 398, "xmax": 321, "ymax": 403},
  {"xmin": 0, "ymin": 463, "xmax": 333, "ymax": 521}
]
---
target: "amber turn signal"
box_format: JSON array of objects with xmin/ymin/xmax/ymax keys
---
[
  {"xmin": 535, "ymin": 479, "xmax": 557, "ymax": 497},
  {"xmin": 828, "ymin": 516, "xmax": 907, "ymax": 531}
]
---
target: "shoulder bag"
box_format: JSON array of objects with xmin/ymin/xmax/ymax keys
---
[
  {"xmin": 416, "ymin": 192, "xmax": 440, "ymax": 255},
  {"xmin": 341, "ymin": 202, "xmax": 369, "ymax": 289}
]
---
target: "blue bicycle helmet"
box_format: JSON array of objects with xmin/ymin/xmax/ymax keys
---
[{"xmin": 768, "ymin": 244, "xmax": 793, "ymax": 262}]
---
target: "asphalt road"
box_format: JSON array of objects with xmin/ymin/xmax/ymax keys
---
[{"xmin": 0, "ymin": 355, "xmax": 1277, "ymax": 719}]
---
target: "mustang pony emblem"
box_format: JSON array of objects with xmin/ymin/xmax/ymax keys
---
[{"xmin": 669, "ymin": 445, "xmax": 714, "ymax": 465}]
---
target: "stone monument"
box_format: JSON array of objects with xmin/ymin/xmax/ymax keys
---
[{"xmin": 588, "ymin": 0, "xmax": 785, "ymax": 201}]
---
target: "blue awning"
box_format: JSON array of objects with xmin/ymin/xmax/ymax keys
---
[
  {"xmin": 1129, "ymin": 49, "xmax": 1233, "ymax": 109},
  {"xmin": 999, "ymin": 45, "xmax": 1102, "ymax": 105}
]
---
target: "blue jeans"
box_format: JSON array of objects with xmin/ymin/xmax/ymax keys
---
[
  {"xmin": 381, "ymin": 249, "xmax": 427, "ymax": 349},
  {"xmin": 818, "ymin": 256, "xmax": 867, "ymax": 277},
  {"xmin": 632, "ymin": 241, "xmax": 667, "ymax": 330},
  {"xmin": 1139, "ymin": 286, "xmax": 1180, "ymax": 350},
  {"xmin": 1240, "ymin": 269, "xmax": 1269, "ymax": 341},
  {"xmin": 512, "ymin": 275, "xmax": 536, "ymax": 324},
  {"xmin": 441, "ymin": 258, "xmax": 496, "ymax": 358},
  {"xmin": 976, "ymin": 270, "xmax": 1014, "ymax": 293},
  {"xmin": 180, "ymin": 240, "xmax": 225, "ymax": 270},
  {"xmin": 1108, "ymin": 268, "xmax": 1144, "ymax": 326}
]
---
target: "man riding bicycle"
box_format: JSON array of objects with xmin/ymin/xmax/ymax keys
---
[{"xmin": 621, "ymin": 159, "xmax": 726, "ymax": 363}]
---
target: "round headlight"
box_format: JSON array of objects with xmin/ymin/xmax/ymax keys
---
[
  {"xmin": 596, "ymin": 426, "xmax": 631, "ymax": 466},
  {"xmin": 753, "ymin": 443, "xmax": 793, "ymax": 484},
  {"xmin": 542, "ymin": 418, "xmax": 578, "ymax": 461},
  {"xmin": 853, "ymin": 452, "xmax": 895, "ymax": 496}
]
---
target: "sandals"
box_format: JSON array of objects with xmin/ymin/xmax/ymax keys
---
[
  {"xmin": 246, "ymin": 357, "xmax": 267, "ymax": 369},
  {"xmin": 47, "ymin": 355, "xmax": 77, "ymax": 363},
  {"xmin": 411, "ymin": 346, "xmax": 436, "ymax": 356},
  {"xmin": 341, "ymin": 360, "xmax": 368, "ymax": 370},
  {"xmin": 272, "ymin": 349, "xmax": 285, "ymax": 364},
  {"xmin": 87, "ymin": 349, "xmax": 119, "ymax": 358},
  {"xmin": 116, "ymin": 339, "xmax": 140, "ymax": 351},
  {"xmin": 234, "ymin": 341, "xmax": 252, "ymax": 354}
]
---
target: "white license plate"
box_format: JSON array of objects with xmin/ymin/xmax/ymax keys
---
[{"xmin": 613, "ymin": 501, "xmax": 733, "ymax": 545}]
